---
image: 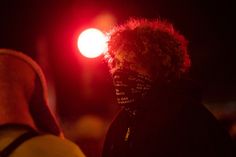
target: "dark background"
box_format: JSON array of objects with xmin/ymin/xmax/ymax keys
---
[{"xmin": 0, "ymin": 0, "xmax": 235, "ymax": 156}]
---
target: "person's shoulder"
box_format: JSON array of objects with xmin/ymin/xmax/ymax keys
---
[
  {"xmin": 13, "ymin": 134, "xmax": 85, "ymax": 157},
  {"xmin": 34, "ymin": 134, "xmax": 79, "ymax": 147}
]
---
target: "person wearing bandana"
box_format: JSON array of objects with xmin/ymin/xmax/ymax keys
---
[{"xmin": 102, "ymin": 18, "xmax": 235, "ymax": 157}]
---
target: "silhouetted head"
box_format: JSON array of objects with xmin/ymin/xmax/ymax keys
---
[{"xmin": 104, "ymin": 18, "xmax": 191, "ymax": 106}]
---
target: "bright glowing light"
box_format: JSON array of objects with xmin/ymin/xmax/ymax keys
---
[{"xmin": 77, "ymin": 28, "xmax": 107, "ymax": 58}]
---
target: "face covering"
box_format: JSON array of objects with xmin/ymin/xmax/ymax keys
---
[{"xmin": 112, "ymin": 69, "xmax": 153, "ymax": 107}]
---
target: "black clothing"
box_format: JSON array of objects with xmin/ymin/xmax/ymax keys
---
[{"xmin": 102, "ymin": 79, "xmax": 235, "ymax": 157}]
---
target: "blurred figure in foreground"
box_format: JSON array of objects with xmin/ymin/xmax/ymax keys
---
[
  {"xmin": 0, "ymin": 49, "xmax": 85, "ymax": 157},
  {"xmin": 102, "ymin": 18, "xmax": 235, "ymax": 157}
]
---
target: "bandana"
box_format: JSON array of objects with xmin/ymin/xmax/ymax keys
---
[{"xmin": 113, "ymin": 69, "xmax": 152, "ymax": 107}]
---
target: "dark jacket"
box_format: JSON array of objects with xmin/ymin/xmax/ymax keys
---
[{"xmin": 102, "ymin": 79, "xmax": 235, "ymax": 157}]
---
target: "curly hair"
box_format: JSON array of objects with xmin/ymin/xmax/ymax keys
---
[{"xmin": 104, "ymin": 18, "xmax": 191, "ymax": 81}]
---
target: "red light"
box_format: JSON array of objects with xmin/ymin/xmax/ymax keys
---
[{"xmin": 77, "ymin": 28, "xmax": 107, "ymax": 58}]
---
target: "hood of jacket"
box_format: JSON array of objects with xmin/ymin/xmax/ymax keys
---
[{"xmin": 0, "ymin": 49, "xmax": 62, "ymax": 137}]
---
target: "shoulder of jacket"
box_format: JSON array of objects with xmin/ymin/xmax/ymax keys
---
[{"xmin": 11, "ymin": 134, "xmax": 86, "ymax": 157}]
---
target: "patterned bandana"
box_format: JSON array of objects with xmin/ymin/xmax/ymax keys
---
[{"xmin": 112, "ymin": 69, "xmax": 153, "ymax": 107}]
